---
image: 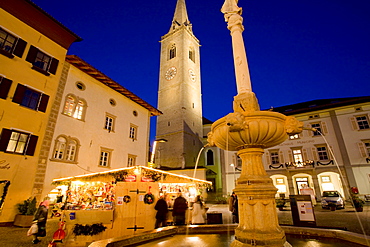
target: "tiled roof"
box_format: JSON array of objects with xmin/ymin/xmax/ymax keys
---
[{"xmin": 66, "ymin": 55, "xmax": 162, "ymax": 116}]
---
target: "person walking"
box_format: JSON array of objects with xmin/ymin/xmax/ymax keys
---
[
  {"xmin": 172, "ymin": 193, "xmax": 188, "ymax": 225},
  {"xmin": 191, "ymin": 195, "xmax": 205, "ymax": 225},
  {"xmin": 154, "ymin": 194, "xmax": 169, "ymax": 228},
  {"xmin": 31, "ymin": 199, "xmax": 49, "ymax": 244}
]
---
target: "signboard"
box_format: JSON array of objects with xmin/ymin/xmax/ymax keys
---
[{"xmin": 289, "ymin": 195, "xmax": 316, "ymax": 227}]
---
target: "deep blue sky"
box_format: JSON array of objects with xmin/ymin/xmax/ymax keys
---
[{"xmin": 32, "ymin": 0, "xmax": 370, "ymax": 141}]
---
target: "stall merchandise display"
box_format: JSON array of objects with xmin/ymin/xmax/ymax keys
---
[{"xmin": 65, "ymin": 182, "xmax": 115, "ymax": 210}]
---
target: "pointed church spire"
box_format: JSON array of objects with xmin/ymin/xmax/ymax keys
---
[{"xmin": 169, "ymin": 0, "xmax": 192, "ymax": 33}]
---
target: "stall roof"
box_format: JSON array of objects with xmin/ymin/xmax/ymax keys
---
[{"xmin": 52, "ymin": 166, "xmax": 212, "ymax": 186}]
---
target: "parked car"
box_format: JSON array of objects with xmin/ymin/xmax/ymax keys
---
[{"xmin": 321, "ymin": 191, "xmax": 345, "ymax": 209}]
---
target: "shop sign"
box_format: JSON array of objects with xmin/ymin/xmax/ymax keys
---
[{"xmin": 125, "ymin": 175, "xmax": 136, "ymax": 182}]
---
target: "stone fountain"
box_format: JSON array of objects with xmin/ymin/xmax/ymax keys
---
[{"xmin": 207, "ymin": 0, "xmax": 304, "ymax": 246}]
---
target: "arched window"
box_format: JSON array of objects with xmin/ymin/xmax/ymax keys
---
[
  {"xmin": 53, "ymin": 136, "xmax": 67, "ymax": 159},
  {"xmin": 206, "ymin": 150, "xmax": 214, "ymax": 166},
  {"xmin": 52, "ymin": 135, "xmax": 79, "ymax": 163},
  {"xmin": 62, "ymin": 94, "xmax": 87, "ymax": 120},
  {"xmin": 73, "ymin": 100, "xmax": 85, "ymax": 119},
  {"xmin": 66, "ymin": 139, "xmax": 77, "ymax": 161},
  {"xmin": 63, "ymin": 95, "xmax": 76, "ymax": 116},
  {"xmin": 169, "ymin": 44, "xmax": 176, "ymax": 60}
]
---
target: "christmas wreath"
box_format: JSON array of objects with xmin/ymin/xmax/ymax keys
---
[
  {"xmin": 123, "ymin": 195, "xmax": 131, "ymax": 203},
  {"xmin": 144, "ymin": 193, "xmax": 154, "ymax": 204}
]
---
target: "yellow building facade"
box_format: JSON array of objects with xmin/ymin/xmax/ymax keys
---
[{"xmin": 0, "ymin": 0, "xmax": 80, "ymax": 223}]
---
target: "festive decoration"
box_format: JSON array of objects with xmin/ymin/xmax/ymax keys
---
[
  {"xmin": 72, "ymin": 223, "xmax": 107, "ymax": 236},
  {"xmin": 144, "ymin": 193, "xmax": 154, "ymax": 204},
  {"xmin": 123, "ymin": 195, "xmax": 131, "ymax": 203}
]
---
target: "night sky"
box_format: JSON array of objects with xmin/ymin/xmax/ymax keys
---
[{"xmin": 31, "ymin": 0, "xmax": 370, "ymax": 141}]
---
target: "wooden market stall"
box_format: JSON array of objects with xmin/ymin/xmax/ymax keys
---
[{"xmin": 50, "ymin": 166, "xmax": 212, "ymax": 246}]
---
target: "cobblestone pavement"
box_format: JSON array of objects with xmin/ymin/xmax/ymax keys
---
[{"xmin": 0, "ymin": 203, "xmax": 368, "ymax": 247}]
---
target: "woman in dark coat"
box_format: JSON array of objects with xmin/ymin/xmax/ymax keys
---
[
  {"xmin": 154, "ymin": 194, "xmax": 168, "ymax": 228},
  {"xmin": 32, "ymin": 200, "xmax": 49, "ymax": 244}
]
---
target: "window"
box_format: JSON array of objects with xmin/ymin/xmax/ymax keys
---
[
  {"xmin": 206, "ymin": 150, "xmax": 214, "ymax": 165},
  {"xmin": 311, "ymin": 122, "xmax": 322, "ymax": 136},
  {"xmin": 127, "ymin": 154, "xmax": 136, "ymax": 167},
  {"xmin": 62, "ymin": 94, "xmax": 86, "ymax": 120},
  {"xmin": 0, "ymin": 27, "xmax": 27, "ymax": 58},
  {"xmin": 316, "ymin": 145, "xmax": 329, "ymax": 161},
  {"xmin": 129, "ymin": 124, "xmax": 138, "ymax": 140},
  {"xmin": 104, "ymin": 113, "xmax": 116, "ymax": 132},
  {"xmin": 358, "ymin": 140, "xmax": 370, "ymax": 157},
  {"xmin": 356, "ymin": 115, "xmax": 370, "ymax": 130},
  {"xmin": 0, "ymin": 128, "xmax": 38, "ymax": 156},
  {"xmin": 0, "ymin": 76, "xmax": 12, "ymax": 100},
  {"xmin": 289, "ymin": 134, "xmax": 300, "ymax": 140},
  {"xmin": 75, "ymin": 81, "xmax": 86, "ymax": 91},
  {"xmin": 52, "ymin": 136, "xmax": 79, "ymax": 162},
  {"xmin": 99, "ymin": 148, "xmax": 112, "ymax": 167},
  {"xmin": 189, "ymin": 47, "xmax": 195, "ymax": 62},
  {"xmin": 26, "ymin": 45, "xmax": 59, "ymax": 75},
  {"xmin": 270, "ymin": 150, "xmax": 280, "ymax": 164},
  {"xmin": 12, "ymin": 84, "xmax": 49, "ymax": 112},
  {"xmin": 169, "ymin": 44, "xmax": 176, "ymax": 60},
  {"xmin": 292, "ymin": 149, "xmax": 303, "ymax": 163}
]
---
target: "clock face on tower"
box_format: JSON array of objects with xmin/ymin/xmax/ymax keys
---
[
  {"xmin": 188, "ymin": 69, "xmax": 196, "ymax": 82},
  {"xmin": 165, "ymin": 66, "xmax": 177, "ymax": 80}
]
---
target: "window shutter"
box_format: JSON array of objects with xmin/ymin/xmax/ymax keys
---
[
  {"xmin": 308, "ymin": 124, "xmax": 314, "ymax": 137},
  {"xmin": 48, "ymin": 58, "xmax": 59, "ymax": 74},
  {"xmin": 38, "ymin": 94, "xmax": 49, "ymax": 112},
  {"xmin": 13, "ymin": 38, "xmax": 27, "ymax": 58},
  {"xmin": 0, "ymin": 128, "xmax": 12, "ymax": 152},
  {"xmin": 25, "ymin": 135, "xmax": 38, "ymax": 156},
  {"xmin": 0, "ymin": 78, "xmax": 12, "ymax": 99},
  {"xmin": 357, "ymin": 142, "xmax": 367, "ymax": 158},
  {"xmin": 265, "ymin": 151, "xmax": 271, "ymax": 165},
  {"xmin": 279, "ymin": 151, "xmax": 284, "ymax": 163},
  {"xmin": 288, "ymin": 150, "xmax": 293, "ymax": 162},
  {"xmin": 350, "ymin": 117, "xmax": 358, "ymax": 130},
  {"xmin": 12, "ymin": 83, "xmax": 26, "ymax": 104},
  {"xmin": 321, "ymin": 121, "xmax": 328, "ymax": 135},
  {"xmin": 26, "ymin": 45, "xmax": 38, "ymax": 63},
  {"xmin": 311, "ymin": 147, "xmax": 318, "ymax": 160},
  {"xmin": 303, "ymin": 149, "xmax": 308, "ymax": 160}
]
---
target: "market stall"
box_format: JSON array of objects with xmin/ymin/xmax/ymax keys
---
[{"xmin": 50, "ymin": 166, "xmax": 211, "ymax": 246}]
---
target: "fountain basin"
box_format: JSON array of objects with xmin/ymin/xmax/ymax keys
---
[
  {"xmin": 89, "ymin": 225, "xmax": 369, "ymax": 247},
  {"xmin": 208, "ymin": 111, "xmax": 302, "ymax": 151}
]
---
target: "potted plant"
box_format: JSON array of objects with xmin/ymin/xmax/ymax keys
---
[
  {"xmin": 352, "ymin": 195, "xmax": 365, "ymax": 212},
  {"xmin": 13, "ymin": 197, "xmax": 37, "ymax": 227},
  {"xmin": 275, "ymin": 199, "xmax": 286, "ymax": 211}
]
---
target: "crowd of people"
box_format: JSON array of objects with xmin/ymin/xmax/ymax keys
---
[{"xmin": 154, "ymin": 193, "xmax": 207, "ymax": 227}]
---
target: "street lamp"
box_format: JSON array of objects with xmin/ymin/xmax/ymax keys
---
[
  {"xmin": 230, "ymin": 163, "xmax": 236, "ymax": 185},
  {"xmin": 149, "ymin": 139, "xmax": 167, "ymax": 167}
]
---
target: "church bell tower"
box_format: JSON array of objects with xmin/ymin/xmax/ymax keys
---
[{"xmin": 155, "ymin": 0, "xmax": 204, "ymax": 169}]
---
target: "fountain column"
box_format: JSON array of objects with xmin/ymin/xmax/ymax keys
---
[{"xmin": 207, "ymin": 0, "xmax": 304, "ymax": 246}]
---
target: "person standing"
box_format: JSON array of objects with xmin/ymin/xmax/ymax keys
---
[
  {"xmin": 154, "ymin": 194, "xmax": 169, "ymax": 228},
  {"xmin": 172, "ymin": 193, "xmax": 188, "ymax": 225},
  {"xmin": 191, "ymin": 195, "xmax": 205, "ymax": 225},
  {"xmin": 31, "ymin": 200, "xmax": 49, "ymax": 244},
  {"xmin": 229, "ymin": 192, "xmax": 239, "ymax": 223}
]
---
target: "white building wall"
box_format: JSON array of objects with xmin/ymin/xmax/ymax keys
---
[{"xmin": 43, "ymin": 63, "xmax": 151, "ymax": 194}]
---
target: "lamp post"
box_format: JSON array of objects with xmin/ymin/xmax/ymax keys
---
[
  {"xmin": 149, "ymin": 139, "xmax": 167, "ymax": 167},
  {"xmin": 230, "ymin": 163, "xmax": 236, "ymax": 185}
]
